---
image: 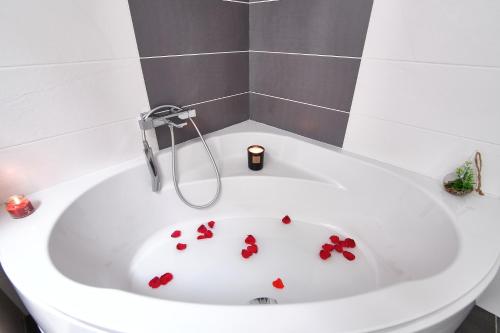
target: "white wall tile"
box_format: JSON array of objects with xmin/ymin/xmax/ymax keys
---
[
  {"xmin": 0, "ymin": 59, "xmax": 149, "ymax": 149},
  {"xmin": 0, "ymin": 0, "xmax": 139, "ymax": 67},
  {"xmin": 351, "ymin": 0, "xmax": 500, "ymax": 314},
  {"xmin": 352, "ymin": 59, "xmax": 500, "ymax": 145},
  {"xmin": 478, "ymin": 273, "xmax": 500, "ymax": 317},
  {"xmin": 0, "ymin": 119, "xmax": 143, "ymax": 201},
  {"xmin": 365, "ymin": 0, "xmax": 500, "ymax": 67},
  {"xmin": 344, "ymin": 114, "xmax": 500, "ymax": 196}
]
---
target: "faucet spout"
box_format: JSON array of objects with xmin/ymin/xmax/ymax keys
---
[{"xmin": 142, "ymin": 139, "xmax": 161, "ymax": 192}]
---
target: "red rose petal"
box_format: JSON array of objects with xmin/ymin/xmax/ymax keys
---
[
  {"xmin": 148, "ymin": 276, "xmax": 161, "ymax": 289},
  {"xmin": 171, "ymin": 230, "xmax": 181, "ymax": 238},
  {"xmin": 272, "ymin": 278, "xmax": 285, "ymax": 289},
  {"xmin": 241, "ymin": 249, "xmax": 252, "ymax": 259},
  {"xmin": 247, "ymin": 244, "xmax": 258, "ymax": 254},
  {"xmin": 334, "ymin": 244, "xmax": 344, "ymax": 253},
  {"xmin": 245, "ymin": 235, "xmax": 256, "ymax": 245},
  {"xmin": 344, "ymin": 238, "xmax": 356, "ymax": 248},
  {"xmin": 176, "ymin": 243, "xmax": 187, "ymax": 251},
  {"xmin": 319, "ymin": 250, "xmax": 331, "ymax": 260},
  {"xmin": 160, "ymin": 272, "xmax": 174, "ymax": 285},
  {"xmin": 329, "ymin": 235, "xmax": 340, "ymax": 244},
  {"xmin": 281, "ymin": 215, "xmax": 291, "ymax": 224},
  {"xmin": 197, "ymin": 230, "xmax": 213, "ymax": 240},
  {"xmin": 322, "ymin": 243, "xmax": 335, "ymax": 252},
  {"xmin": 208, "ymin": 221, "xmax": 215, "ymax": 229},
  {"xmin": 197, "ymin": 224, "xmax": 207, "ymax": 233},
  {"xmin": 343, "ymin": 251, "xmax": 356, "ymax": 261}
]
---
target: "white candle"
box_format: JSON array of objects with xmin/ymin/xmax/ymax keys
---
[{"xmin": 248, "ymin": 146, "xmax": 264, "ymax": 154}]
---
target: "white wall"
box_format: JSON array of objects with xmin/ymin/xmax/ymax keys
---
[
  {"xmin": 344, "ymin": 0, "xmax": 500, "ymax": 316},
  {"xmin": 0, "ymin": 0, "xmax": 149, "ymax": 201},
  {"xmin": 0, "ymin": 0, "xmax": 148, "ymax": 308}
]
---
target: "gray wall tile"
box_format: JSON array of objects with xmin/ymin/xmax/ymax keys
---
[
  {"xmin": 250, "ymin": 0, "xmax": 373, "ymax": 56},
  {"xmin": 250, "ymin": 93, "xmax": 348, "ymax": 147},
  {"xmin": 0, "ymin": 290, "xmax": 24, "ymax": 333},
  {"xmin": 129, "ymin": 0, "xmax": 249, "ymax": 56},
  {"xmin": 457, "ymin": 306, "xmax": 496, "ymax": 333},
  {"xmin": 250, "ymin": 52, "xmax": 360, "ymax": 112},
  {"xmin": 156, "ymin": 93, "xmax": 249, "ymax": 149},
  {"xmin": 141, "ymin": 52, "xmax": 249, "ymax": 107}
]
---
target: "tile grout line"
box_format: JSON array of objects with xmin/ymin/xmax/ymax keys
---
[
  {"xmin": 185, "ymin": 92, "xmax": 249, "ymax": 107},
  {"xmin": 250, "ymin": 50, "xmax": 361, "ymax": 60},
  {"xmin": 0, "ymin": 56, "xmax": 142, "ymax": 70},
  {"xmin": 0, "ymin": 51, "xmax": 251, "ymax": 70},
  {"xmin": 0, "ymin": 49, "xmax": 363, "ymax": 70},
  {"xmin": 350, "ymin": 112, "xmax": 500, "ymax": 148},
  {"xmin": 364, "ymin": 56, "xmax": 500, "ymax": 71},
  {"xmin": 250, "ymin": 91, "xmax": 350, "ymax": 114},
  {"xmin": 0, "ymin": 93, "xmax": 248, "ymax": 152},
  {"xmin": 140, "ymin": 50, "xmax": 249, "ymax": 60}
]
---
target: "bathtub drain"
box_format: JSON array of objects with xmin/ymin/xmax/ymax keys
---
[{"xmin": 249, "ymin": 297, "xmax": 278, "ymax": 305}]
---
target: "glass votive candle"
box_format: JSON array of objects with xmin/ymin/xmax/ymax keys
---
[
  {"xmin": 247, "ymin": 145, "xmax": 265, "ymax": 171},
  {"xmin": 5, "ymin": 195, "xmax": 35, "ymax": 219}
]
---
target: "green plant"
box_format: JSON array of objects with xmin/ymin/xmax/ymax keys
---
[{"xmin": 448, "ymin": 161, "xmax": 475, "ymax": 191}]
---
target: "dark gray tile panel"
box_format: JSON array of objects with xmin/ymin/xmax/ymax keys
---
[
  {"xmin": 156, "ymin": 93, "xmax": 249, "ymax": 149},
  {"xmin": 129, "ymin": 0, "xmax": 249, "ymax": 57},
  {"xmin": 250, "ymin": 93, "xmax": 349, "ymax": 147},
  {"xmin": 456, "ymin": 306, "xmax": 496, "ymax": 333},
  {"xmin": 250, "ymin": 52, "xmax": 359, "ymax": 111},
  {"xmin": 141, "ymin": 52, "xmax": 249, "ymax": 107},
  {"xmin": 250, "ymin": 0, "xmax": 373, "ymax": 57}
]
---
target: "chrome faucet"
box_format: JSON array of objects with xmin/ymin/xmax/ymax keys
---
[{"xmin": 138, "ymin": 105, "xmax": 197, "ymax": 192}]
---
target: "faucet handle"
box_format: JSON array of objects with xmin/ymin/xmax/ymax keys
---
[
  {"xmin": 138, "ymin": 116, "xmax": 154, "ymax": 130},
  {"xmin": 177, "ymin": 109, "xmax": 196, "ymax": 120}
]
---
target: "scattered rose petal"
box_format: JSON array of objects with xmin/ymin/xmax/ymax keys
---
[
  {"xmin": 343, "ymin": 251, "xmax": 356, "ymax": 261},
  {"xmin": 197, "ymin": 230, "xmax": 213, "ymax": 240},
  {"xmin": 208, "ymin": 221, "xmax": 215, "ymax": 229},
  {"xmin": 247, "ymin": 244, "xmax": 258, "ymax": 254},
  {"xmin": 319, "ymin": 250, "xmax": 331, "ymax": 260},
  {"xmin": 160, "ymin": 273, "xmax": 174, "ymax": 285},
  {"xmin": 176, "ymin": 243, "xmax": 187, "ymax": 251},
  {"xmin": 334, "ymin": 244, "xmax": 344, "ymax": 253},
  {"xmin": 197, "ymin": 224, "xmax": 207, "ymax": 233},
  {"xmin": 148, "ymin": 276, "xmax": 161, "ymax": 289},
  {"xmin": 329, "ymin": 235, "xmax": 340, "ymax": 244},
  {"xmin": 241, "ymin": 249, "xmax": 252, "ymax": 259},
  {"xmin": 245, "ymin": 235, "xmax": 256, "ymax": 245},
  {"xmin": 282, "ymin": 215, "xmax": 291, "ymax": 224},
  {"xmin": 344, "ymin": 238, "xmax": 356, "ymax": 248},
  {"xmin": 171, "ymin": 230, "xmax": 181, "ymax": 238},
  {"xmin": 322, "ymin": 243, "xmax": 335, "ymax": 252},
  {"xmin": 272, "ymin": 278, "xmax": 285, "ymax": 289}
]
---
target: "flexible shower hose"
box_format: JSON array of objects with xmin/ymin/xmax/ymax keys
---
[{"xmin": 169, "ymin": 118, "xmax": 221, "ymax": 209}]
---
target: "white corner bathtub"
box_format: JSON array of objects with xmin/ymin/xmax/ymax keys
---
[{"xmin": 1, "ymin": 121, "xmax": 500, "ymax": 333}]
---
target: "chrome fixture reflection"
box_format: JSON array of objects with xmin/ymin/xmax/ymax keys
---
[{"xmin": 138, "ymin": 105, "xmax": 221, "ymax": 209}]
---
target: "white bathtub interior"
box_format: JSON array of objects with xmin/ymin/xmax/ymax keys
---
[{"xmin": 48, "ymin": 131, "xmax": 459, "ymax": 306}]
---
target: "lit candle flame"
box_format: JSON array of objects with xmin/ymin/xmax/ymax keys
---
[{"xmin": 10, "ymin": 195, "xmax": 22, "ymax": 205}]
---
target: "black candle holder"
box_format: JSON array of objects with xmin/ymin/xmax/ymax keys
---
[{"xmin": 247, "ymin": 145, "xmax": 265, "ymax": 171}]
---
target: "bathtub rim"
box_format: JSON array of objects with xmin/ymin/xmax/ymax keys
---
[{"xmin": 1, "ymin": 120, "xmax": 500, "ymax": 333}]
